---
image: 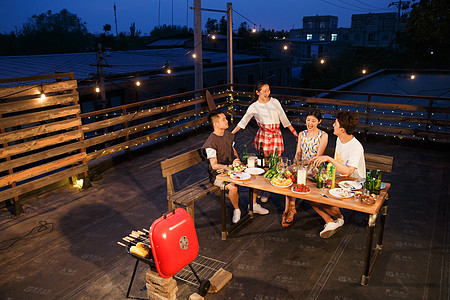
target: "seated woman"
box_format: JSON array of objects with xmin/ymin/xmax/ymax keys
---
[{"xmin": 282, "ymin": 109, "xmax": 328, "ymax": 227}]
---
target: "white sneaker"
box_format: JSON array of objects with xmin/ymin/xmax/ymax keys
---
[
  {"xmin": 232, "ymin": 209, "xmax": 241, "ymax": 223},
  {"xmin": 251, "ymin": 203, "xmax": 269, "ymax": 215},
  {"xmin": 260, "ymin": 192, "xmax": 270, "ymax": 203},
  {"xmin": 335, "ymin": 217, "xmax": 344, "ymax": 227},
  {"xmin": 320, "ymin": 221, "xmax": 341, "ymax": 238}
]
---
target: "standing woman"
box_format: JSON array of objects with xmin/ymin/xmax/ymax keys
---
[
  {"xmin": 282, "ymin": 109, "xmax": 328, "ymax": 227},
  {"xmin": 232, "ymin": 80, "xmax": 298, "ymax": 160}
]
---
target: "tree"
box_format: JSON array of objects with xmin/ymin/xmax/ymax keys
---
[
  {"xmin": 18, "ymin": 9, "xmax": 93, "ymax": 54},
  {"xmin": 103, "ymin": 24, "xmax": 112, "ymax": 35},
  {"xmin": 219, "ymin": 16, "xmax": 227, "ymax": 35},
  {"xmin": 205, "ymin": 18, "xmax": 218, "ymax": 34},
  {"xmin": 402, "ymin": 0, "xmax": 450, "ymax": 66},
  {"xmin": 129, "ymin": 22, "xmax": 141, "ymax": 37},
  {"xmin": 149, "ymin": 25, "xmax": 193, "ymax": 39},
  {"xmin": 237, "ymin": 22, "xmax": 250, "ymax": 37}
]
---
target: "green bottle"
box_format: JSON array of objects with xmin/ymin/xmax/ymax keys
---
[
  {"xmin": 274, "ymin": 148, "xmax": 279, "ymax": 165},
  {"xmin": 268, "ymin": 150, "xmax": 274, "ymax": 169},
  {"xmin": 317, "ymin": 165, "xmax": 323, "ymax": 188},
  {"xmin": 373, "ymin": 170, "xmax": 382, "ymax": 195},
  {"xmin": 242, "ymin": 145, "xmax": 248, "ymax": 165}
]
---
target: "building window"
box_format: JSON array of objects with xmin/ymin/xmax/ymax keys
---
[
  {"xmin": 382, "ymin": 34, "xmax": 389, "ymax": 41},
  {"xmin": 307, "ymin": 21, "xmax": 313, "ymax": 28},
  {"xmin": 383, "ymin": 18, "xmax": 392, "ymax": 27},
  {"xmin": 368, "ymin": 32, "xmax": 375, "ymax": 41},
  {"xmin": 320, "ymin": 21, "xmax": 326, "ymax": 29},
  {"xmin": 307, "ymin": 34, "xmax": 312, "ymax": 40},
  {"xmin": 355, "ymin": 33, "xmax": 361, "ymax": 41},
  {"xmin": 368, "ymin": 20, "xmax": 375, "ymax": 26},
  {"xmin": 355, "ymin": 21, "xmax": 362, "ymax": 27},
  {"xmin": 319, "ymin": 34, "xmax": 325, "ymax": 41},
  {"xmin": 343, "ymin": 34, "xmax": 349, "ymax": 41},
  {"xmin": 331, "ymin": 34, "xmax": 337, "ymax": 41}
]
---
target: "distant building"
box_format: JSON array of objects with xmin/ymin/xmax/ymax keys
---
[{"xmin": 350, "ymin": 13, "xmax": 398, "ymax": 47}]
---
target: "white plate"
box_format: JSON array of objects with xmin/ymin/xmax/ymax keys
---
[
  {"xmin": 338, "ymin": 181, "xmax": 362, "ymax": 190},
  {"xmin": 291, "ymin": 185, "xmax": 311, "ymax": 194},
  {"xmin": 270, "ymin": 179, "xmax": 293, "ymax": 188},
  {"xmin": 329, "ymin": 188, "xmax": 354, "ymax": 198},
  {"xmin": 245, "ymin": 167, "xmax": 265, "ymax": 175},
  {"xmin": 230, "ymin": 172, "xmax": 251, "ymax": 180}
]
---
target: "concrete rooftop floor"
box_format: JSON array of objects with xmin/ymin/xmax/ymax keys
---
[{"xmin": 0, "ymin": 122, "xmax": 449, "ymax": 300}]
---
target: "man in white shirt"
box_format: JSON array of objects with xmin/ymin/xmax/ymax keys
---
[{"xmin": 310, "ymin": 111, "xmax": 365, "ymax": 238}]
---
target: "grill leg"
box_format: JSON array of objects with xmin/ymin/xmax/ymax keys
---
[{"xmin": 126, "ymin": 259, "xmax": 139, "ymax": 298}]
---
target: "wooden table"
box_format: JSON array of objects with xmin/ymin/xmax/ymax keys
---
[{"xmin": 216, "ymin": 172, "xmax": 391, "ymax": 286}]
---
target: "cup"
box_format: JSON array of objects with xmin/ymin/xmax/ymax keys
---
[
  {"xmin": 297, "ymin": 167, "xmax": 307, "ymax": 185},
  {"xmin": 248, "ymin": 154, "xmax": 257, "ymax": 168}
]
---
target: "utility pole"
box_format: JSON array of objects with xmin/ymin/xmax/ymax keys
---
[
  {"xmin": 114, "ymin": 3, "xmax": 118, "ymax": 37},
  {"xmin": 227, "ymin": 2, "xmax": 233, "ymax": 89},
  {"xmin": 389, "ymin": 0, "xmax": 408, "ymax": 49},
  {"xmin": 98, "ymin": 43, "xmax": 107, "ymax": 109},
  {"xmin": 194, "ymin": 0, "xmax": 203, "ymax": 93}
]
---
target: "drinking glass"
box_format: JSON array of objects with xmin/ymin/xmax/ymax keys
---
[{"xmin": 320, "ymin": 172, "xmax": 329, "ymax": 191}]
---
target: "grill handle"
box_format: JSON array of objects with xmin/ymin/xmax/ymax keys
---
[{"xmin": 163, "ymin": 209, "xmax": 177, "ymax": 219}]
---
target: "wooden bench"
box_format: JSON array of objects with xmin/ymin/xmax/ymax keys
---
[
  {"xmin": 323, "ymin": 148, "xmax": 393, "ymax": 173},
  {"xmin": 160, "ymin": 149, "xmax": 220, "ymax": 222}
]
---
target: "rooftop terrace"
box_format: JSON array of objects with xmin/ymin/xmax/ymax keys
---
[{"xmin": 0, "ymin": 122, "xmax": 448, "ymax": 299}]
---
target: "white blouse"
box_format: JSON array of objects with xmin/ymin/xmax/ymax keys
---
[{"xmin": 237, "ymin": 97, "xmax": 291, "ymax": 129}]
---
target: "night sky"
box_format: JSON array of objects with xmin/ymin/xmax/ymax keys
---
[{"xmin": 0, "ymin": 0, "xmax": 397, "ymax": 35}]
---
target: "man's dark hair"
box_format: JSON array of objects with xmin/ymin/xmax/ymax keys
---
[
  {"xmin": 207, "ymin": 109, "xmax": 224, "ymax": 125},
  {"xmin": 336, "ymin": 111, "xmax": 359, "ymax": 134}
]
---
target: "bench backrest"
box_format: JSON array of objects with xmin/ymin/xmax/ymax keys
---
[
  {"xmin": 160, "ymin": 149, "xmax": 206, "ymax": 197},
  {"xmin": 323, "ymin": 147, "xmax": 393, "ymax": 173}
]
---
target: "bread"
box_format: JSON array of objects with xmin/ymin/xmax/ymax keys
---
[{"xmin": 130, "ymin": 245, "xmax": 150, "ymax": 258}]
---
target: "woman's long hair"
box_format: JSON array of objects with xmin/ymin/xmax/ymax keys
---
[{"xmin": 251, "ymin": 80, "xmax": 269, "ymax": 104}]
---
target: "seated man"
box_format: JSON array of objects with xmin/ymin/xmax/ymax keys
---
[
  {"xmin": 310, "ymin": 111, "xmax": 366, "ymax": 238},
  {"xmin": 202, "ymin": 109, "xmax": 269, "ymax": 223}
]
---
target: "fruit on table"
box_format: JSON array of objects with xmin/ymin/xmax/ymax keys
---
[
  {"xmin": 271, "ymin": 177, "xmax": 292, "ymax": 186},
  {"xmin": 292, "ymin": 184, "xmax": 311, "ymax": 193}
]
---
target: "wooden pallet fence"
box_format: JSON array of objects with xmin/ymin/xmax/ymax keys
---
[{"xmin": 0, "ymin": 73, "xmax": 87, "ymax": 214}]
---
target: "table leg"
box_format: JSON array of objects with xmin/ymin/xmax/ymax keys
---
[
  {"xmin": 361, "ymin": 213, "xmax": 377, "ymax": 286},
  {"xmin": 221, "ymin": 182, "xmax": 228, "ymax": 240},
  {"xmin": 248, "ymin": 187, "xmax": 254, "ymax": 217},
  {"xmin": 376, "ymin": 198, "xmax": 388, "ymax": 250}
]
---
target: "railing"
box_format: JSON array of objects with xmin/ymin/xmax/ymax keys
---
[{"xmin": 2, "ymin": 77, "xmax": 449, "ymax": 214}]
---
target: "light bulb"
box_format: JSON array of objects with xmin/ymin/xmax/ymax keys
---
[
  {"xmin": 136, "ymin": 80, "xmax": 141, "ymax": 86},
  {"xmin": 192, "ymin": 53, "xmax": 197, "ymax": 58},
  {"xmin": 95, "ymin": 86, "xmax": 100, "ymax": 93}
]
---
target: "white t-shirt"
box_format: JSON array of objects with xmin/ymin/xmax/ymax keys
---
[
  {"xmin": 334, "ymin": 136, "xmax": 366, "ymax": 179},
  {"xmin": 237, "ymin": 97, "xmax": 291, "ymax": 128}
]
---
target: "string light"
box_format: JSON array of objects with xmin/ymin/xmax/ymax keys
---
[
  {"xmin": 320, "ymin": 59, "xmax": 325, "ymax": 64},
  {"xmin": 410, "ymin": 74, "xmax": 416, "ymax": 80},
  {"xmin": 283, "ymin": 45, "xmax": 288, "ymax": 50},
  {"xmin": 192, "ymin": 53, "xmax": 197, "ymax": 59},
  {"xmin": 251, "ymin": 27, "xmax": 257, "ymax": 33},
  {"xmin": 95, "ymin": 86, "xmax": 100, "ymax": 93},
  {"xmin": 362, "ymin": 69, "xmax": 367, "ymax": 74},
  {"xmin": 39, "ymin": 84, "xmax": 46, "ymax": 101}
]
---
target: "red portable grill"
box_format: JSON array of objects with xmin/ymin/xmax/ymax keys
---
[{"xmin": 124, "ymin": 208, "xmax": 210, "ymax": 297}]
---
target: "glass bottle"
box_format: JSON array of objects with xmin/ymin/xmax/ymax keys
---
[
  {"xmin": 373, "ymin": 170, "xmax": 382, "ymax": 195},
  {"xmin": 317, "ymin": 165, "xmax": 323, "ymax": 188},
  {"xmin": 242, "ymin": 145, "xmax": 248, "ymax": 166},
  {"xmin": 258, "ymin": 142, "xmax": 265, "ymax": 168},
  {"xmin": 268, "ymin": 150, "xmax": 274, "ymax": 169}
]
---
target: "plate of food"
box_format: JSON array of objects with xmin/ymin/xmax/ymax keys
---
[
  {"xmin": 271, "ymin": 177, "xmax": 293, "ymax": 188},
  {"xmin": 230, "ymin": 172, "xmax": 251, "ymax": 180},
  {"xmin": 228, "ymin": 164, "xmax": 246, "ymax": 172},
  {"xmin": 329, "ymin": 188, "xmax": 354, "ymax": 198},
  {"xmin": 291, "ymin": 184, "xmax": 311, "ymax": 194},
  {"xmin": 245, "ymin": 167, "xmax": 265, "ymax": 175},
  {"xmin": 354, "ymin": 191, "xmax": 377, "ymax": 205},
  {"xmin": 338, "ymin": 181, "xmax": 362, "ymax": 190}
]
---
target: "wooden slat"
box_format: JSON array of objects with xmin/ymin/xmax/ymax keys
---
[
  {"xmin": 0, "ymin": 129, "xmax": 82, "ymax": 158},
  {"xmin": 0, "ymin": 92, "xmax": 79, "ymax": 114},
  {"xmin": 0, "ymin": 105, "xmax": 80, "ymax": 128},
  {"xmin": 0, "ymin": 118, "xmax": 81, "ymax": 144},
  {"xmin": 0, "ymin": 152, "xmax": 85, "ymax": 188},
  {"xmin": 85, "ymin": 117, "xmax": 207, "ymax": 161},
  {"xmin": 0, "ymin": 164, "xmax": 87, "ymax": 202},
  {"xmin": 161, "ymin": 149, "xmax": 204, "ymax": 177},
  {"xmin": 81, "ymin": 105, "xmax": 205, "ymax": 133},
  {"xmin": 0, "ymin": 141, "xmax": 84, "ymax": 173},
  {"xmin": 169, "ymin": 178, "xmax": 218, "ymax": 206},
  {"xmin": 83, "ymin": 116, "xmax": 207, "ymax": 149},
  {"xmin": 0, "ymin": 79, "xmax": 77, "ymax": 99}
]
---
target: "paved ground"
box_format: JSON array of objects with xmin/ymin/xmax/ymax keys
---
[{"xmin": 0, "ymin": 122, "xmax": 449, "ymax": 300}]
